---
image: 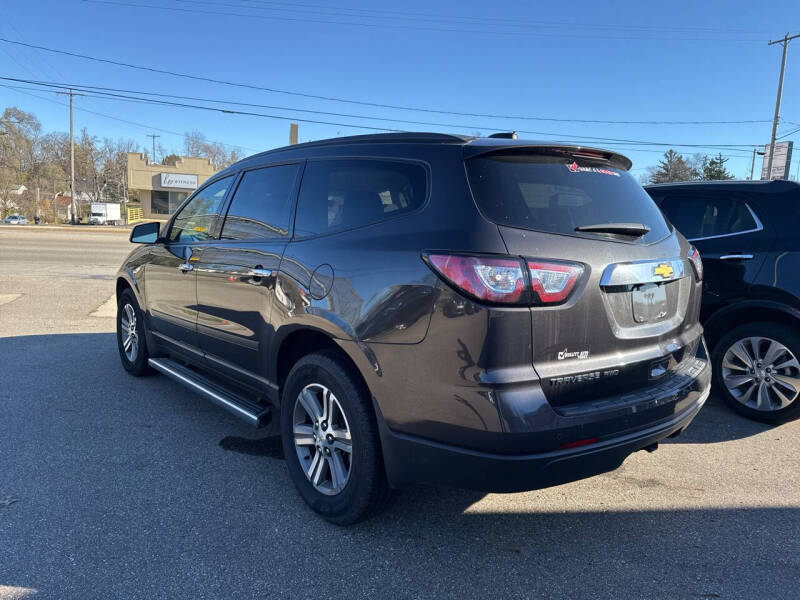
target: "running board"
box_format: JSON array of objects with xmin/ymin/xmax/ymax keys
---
[{"xmin": 148, "ymin": 358, "xmax": 271, "ymax": 428}]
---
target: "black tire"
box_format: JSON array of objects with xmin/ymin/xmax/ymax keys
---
[
  {"xmin": 712, "ymin": 321, "xmax": 800, "ymax": 424},
  {"xmin": 117, "ymin": 288, "xmax": 151, "ymax": 376},
  {"xmin": 280, "ymin": 350, "xmax": 393, "ymax": 525}
]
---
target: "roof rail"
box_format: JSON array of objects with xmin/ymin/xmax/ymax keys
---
[
  {"xmin": 488, "ymin": 132, "xmax": 518, "ymax": 139},
  {"xmin": 251, "ymin": 132, "xmax": 475, "ymax": 158}
]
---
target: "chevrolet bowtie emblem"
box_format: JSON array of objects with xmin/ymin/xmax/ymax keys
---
[{"xmin": 653, "ymin": 263, "xmax": 674, "ymax": 279}]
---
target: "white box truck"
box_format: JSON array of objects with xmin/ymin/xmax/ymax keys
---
[{"xmin": 89, "ymin": 203, "xmax": 121, "ymax": 225}]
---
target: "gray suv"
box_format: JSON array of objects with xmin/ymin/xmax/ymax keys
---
[{"xmin": 116, "ymin": 133, "xmax": 710, "ymax": 524}]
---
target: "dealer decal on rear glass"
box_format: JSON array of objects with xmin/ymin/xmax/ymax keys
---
[{"xmin": 566, "ymin": 162, "xmax": 620, "ymax": 177}]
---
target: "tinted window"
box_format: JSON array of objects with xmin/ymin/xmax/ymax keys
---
[
  {"xmin": 169, "ymin": 176, "xmax": 233, "ymax": 242},
  {"xmin": 294, "ymin": 159, "xmax": 427, "ymax": 238},
  {"xmin": 220, "ymin": 164, "xmax": 300, "ymax": 240},
  {"xmin": 655, "ymin": 194, "xmax": 757, "ymax": 239},
  {"xmin": 467, "ymin": 153, "xmax": 670, "ymax": 243}
]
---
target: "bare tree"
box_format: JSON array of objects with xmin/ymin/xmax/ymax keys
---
[{"xmin": 184, "ymin": 130, "xmax": 243, "ymax": 169}]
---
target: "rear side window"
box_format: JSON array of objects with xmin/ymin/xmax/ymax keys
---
[
  {"xmin": 466, "ymin": 153, "xmax": 670, "ymax": 243},
  {"xmin": 655, "ymin": 194, "xmax": 758, "ymax": 240},
  {"xmin": 169, "ymin": 176, "xmax": 234, "ymax": 242},
  {"xmin": 294, "ymin": 159, "xmax": 427, "ymax": 238},
  {"xmin": 220, "ymin": 164, "xmax": 300, "ymax": 240}
]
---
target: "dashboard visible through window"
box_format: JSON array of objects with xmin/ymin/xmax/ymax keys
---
[{"xmin": 169, "ymin": 176, "xmax": 234, "ymax": 242}]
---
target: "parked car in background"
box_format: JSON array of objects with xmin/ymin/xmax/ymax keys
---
[
  {"xmin": 116, "ymin": 133, "xmax": 710, "ymax": 524},
  {"xmin": 646, "ymin": 180, "xmax": 800, "ymax": 423},
  {"xmin": 2, "ymin": 214, "xmax": 27, "ymax": 225}
]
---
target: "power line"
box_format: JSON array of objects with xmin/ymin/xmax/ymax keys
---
[
  {"xmin": 84, "ymin": 0, "xmax": 764, "ymax": 42},
  {"xmin": 235, "ymin": 0, "xmax": 771, "ymax": 34},
  {"xmin": 0, "ymin": 82, "xmax": 257, "ymax": 152},
  {"xmin": 0, "ymin": 39, "xmax": 777, "ymax": 126},
  {"xmin": 176, "ymin": 0, "xmax": 770, "ymax": 36},
  {"xmin": 0, "ymin": 79, "xmax": 760, "ymax": 157},
  {"xmin": 778, "ymin": 125, "xmax": 800, "ymax": 139},
  {"xmin": 0, "ymin": 78, "xmax": 763, "ymax": 152},
  {"xmin": 0, "ymin": 11, "xmax": 69, "ymax": 82},
  {"xmin": 0, "ymin": 76, "xmax": 776, "ymax": 132},
  {"xmin": 0, "ymin": 84, "xmax": 756, "ymax": 174}
]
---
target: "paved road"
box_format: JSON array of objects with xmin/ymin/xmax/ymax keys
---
[{"xmin": 1, "ymin": 227, "xmax": 798, "ymax": 600}]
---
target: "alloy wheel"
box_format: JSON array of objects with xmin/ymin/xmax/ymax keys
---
[
  {"xmin": 119, "ymin": 303, "xmax": 139, "ymax": 362},
  {"xmin": 292, "ymin": 383, "xmax": 353, "ymax": 495},
  {"xmin": 721, "ymin": 336, "xmax": 800, "ymax": 412}
]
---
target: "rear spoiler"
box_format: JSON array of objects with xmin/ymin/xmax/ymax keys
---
[{"xmin": 462, "ymin": 144, "xmax": 633, "ymax": 171}]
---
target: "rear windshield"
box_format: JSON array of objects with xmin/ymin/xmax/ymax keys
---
[{"xmin": 466, "ymin": 153, "xmax": 670, "ymax": 243}]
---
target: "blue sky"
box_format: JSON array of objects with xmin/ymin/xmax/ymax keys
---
[{"xmin": 1, "ymin": 0, "xmax": 799, "ymax": 179}]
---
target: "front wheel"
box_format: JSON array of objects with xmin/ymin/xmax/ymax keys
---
[
  {"xmin": 280, "ymin": 350, "xmax": 392, "ymax": 525},
  {"xmin": 117, "ymin": 288, "xmax": 151, "ymax": 376},
  {"xmin": 712, "ymin": 321, "xmax": 800, "ymax": 424}
]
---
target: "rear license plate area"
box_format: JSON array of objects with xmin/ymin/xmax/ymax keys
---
[{"xmin": 632, "ymin": 283, "xmax": 668, "ymax": 323}]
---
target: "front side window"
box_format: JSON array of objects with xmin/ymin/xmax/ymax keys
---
[
  {"xmin": 656, "ymin": 194, "xmax": 758, "ymax": 240},
  {"xmin": 220, "ymin": 164, "xmax": 300, "ymax": 240},
  {"xmin": 294, "ymin": 159, "xmax": 427, "ymax": 238},
  {"xmin": 169, "ymin": 176, "xmax": 234, "ymax": 242}
]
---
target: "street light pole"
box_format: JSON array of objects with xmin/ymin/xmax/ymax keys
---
[
  {"xmin": 749, "ymin": 148, "xmax": 766, "ymax": 180},
  {"xmin": 766, "ymin": 32, "xmax": 800, "ymax": 180}
]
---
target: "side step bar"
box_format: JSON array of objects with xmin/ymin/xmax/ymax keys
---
[{"xmin": 148, "ymin": 358, "xmax": 271, "ymax": 428}]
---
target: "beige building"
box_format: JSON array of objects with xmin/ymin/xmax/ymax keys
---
[{"xmin": 127, "ymin": 153, "xmax": 218, "ymax": 219}]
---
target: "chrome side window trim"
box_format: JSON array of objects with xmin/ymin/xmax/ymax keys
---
[
  {"xmin": 686, "ymin": 202, "xmax": 763, "ymax": 242},
  {"xmin": 600, "ymin": 258, "xmax": 686, "ymax": 287}
]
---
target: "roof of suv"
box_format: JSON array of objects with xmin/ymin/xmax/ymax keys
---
[
  {"xmin": 225, "ymin": 132, "xmax": 634, "ymax": 172},
  {"xmin": 645, "ymin": 179, "xmax": 800, "ymax": 194}
]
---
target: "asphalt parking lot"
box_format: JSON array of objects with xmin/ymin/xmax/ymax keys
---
[{"xmin": 1, "ymin": 225, "xmax": 798, "ymax": 600}]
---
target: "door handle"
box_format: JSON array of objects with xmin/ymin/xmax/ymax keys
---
[
  {"xmin": 246, "ymin": 266, "xmax": 273, "ymax": 285},
  {"xmin": 177, "ymin": 262, "xmax": 194, "ymax": 272},
  {"xmin": 720, "ymin": 254, "xmax": 754, "ymax": 261},
  {"xmin": 247, "ymin": 267, "xmax": 273, "ymax": 278}
]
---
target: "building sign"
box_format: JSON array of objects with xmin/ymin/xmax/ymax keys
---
[
  {"xmin": 160, "ymin": 173, "xmax": 198, "ymax": 189},
  {"xmin": 761, "ymin": 141, "xmax": 793, "ymax": 180}
]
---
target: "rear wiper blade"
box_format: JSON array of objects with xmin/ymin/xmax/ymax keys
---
[{"xmin": 575, "ymin": 222, "xmax": 651, "ymax": 237}]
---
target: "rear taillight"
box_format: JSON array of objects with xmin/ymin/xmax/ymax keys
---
[
  {"xmin": 527, "ymin": 261, "xmax": 584, "ymax": 304},
  {"xmin": 688, "ymin": 246, "xmax": 703, "ymax": 281},
  {"xmin": 426, "ymin": 254, "xmax": 526, "ymax": 304},
  {"xmin": 425, "ymin": 253, "xmax": 584, "ymax": 305}
]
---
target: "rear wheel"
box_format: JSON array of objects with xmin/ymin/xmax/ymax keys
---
[
  {"xmin": 280, "ymin": 350, "xmax": 392, "ymax": 525},
  {"xmin": 117, "ymin": 288, "xmax": 151, "ymax": 376},
  {"xmin": 712, "ymin": 321, "xmax": 800, "ymax": 424}
]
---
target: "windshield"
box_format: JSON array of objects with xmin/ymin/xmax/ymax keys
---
[{"xmin": 466, "ymin": 152, "xmax": 671, "ymax": 243}]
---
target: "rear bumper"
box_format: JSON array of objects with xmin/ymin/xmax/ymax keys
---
[{"xmin": 377, "ymin": 373, "xmax": 709, "ymax": 493}]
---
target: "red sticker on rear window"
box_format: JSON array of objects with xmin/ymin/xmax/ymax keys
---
[{"xmin": 565, "ymin": 163, "xmax": 620, "ymax": 177}]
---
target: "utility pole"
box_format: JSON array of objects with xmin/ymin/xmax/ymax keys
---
[
  {"xmin": 289, "ymin": 123, "xmax": 298, "ymax": 145},
  {"xmin": 56, "ymin": 88, "xmax": 80, "ymax": 223},
  {"xmin": 766, "ymin": 33, "xmax": 800, "ymax": 180},
  {"xmin": 69, "ymin": 89, "xmax": 75, "ymax": 223},
  {"xmin": 147, "ymin": 134, "xmax": 160, "ymax": 164}
]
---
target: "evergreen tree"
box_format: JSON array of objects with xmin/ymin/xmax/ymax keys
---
[
  {"xmin": 647, "ymin": 150, "xmax": 699, "ymax": 183},
  {"xmin": 700, "ymin": 153, "xmax": 734, "ymax": 180}
]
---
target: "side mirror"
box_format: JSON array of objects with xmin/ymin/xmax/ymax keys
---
[{"xmin": 130, "ymin": 221, "xmax": 161, "ymax": 244}]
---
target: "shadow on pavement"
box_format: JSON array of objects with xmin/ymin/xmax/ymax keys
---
[{"xmin": 1, "ymin": 332, "xmax": 798, "ymax": 599}]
